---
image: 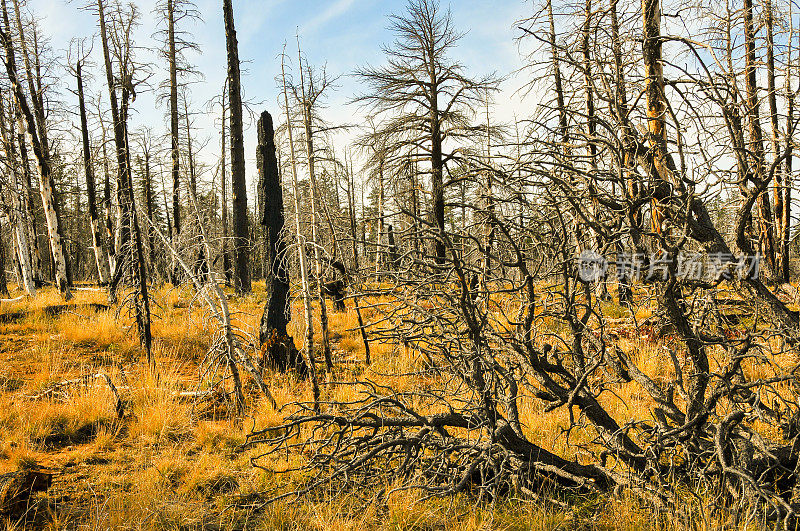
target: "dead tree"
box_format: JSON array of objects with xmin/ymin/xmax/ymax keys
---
[
  {"xmin": 248, "ymin": 1, "xmax": 800, "ymax": 525},
  {"xmin": 76, "ymin": 57, "xmax": 110, "ymax": 286},
  {"xmin": 219, "ymin": 78, "xmax": 232, "ymax": 285},
  {"xmin": 296, "ymin": 44, "xmax": 333, "ymax": 372},
  {"xmin": 96, "ymin": 0, "xmax": 152, "ymax": 360},
  {"xmin": 256, "ymin": 110, "xmax": 306, "ymax": 374},
  {"xmin": 0, "ymin": 92, "xmax": 34, "ymax": 296},
  {"xmin": 742, "ymin": 0, "xmax": 777, "ymax": 276},
  {"xmin": 282, "ymin": 48, "xmax": 320, "ymax": 410},
  {"xmin": 0, "ymin": 0, "xmax": 71, "ymax": 300},
  {"xmin": 167, "ymin": 0, "xmax": 181, "ymax": 255},
  {"xmin": 0, "ymin": 184, "xmax": 7, "ymax": 298},
  {"xmin": 222, "ymin": 0, "xmax": 250, "ymax": 293},
  {"xmin": 345, "ymin": 149, "xmax": 371, "ymax": 364},
  {"xmin": 354, "ymin": 0, "xmax": 497, "ymax": 267}
]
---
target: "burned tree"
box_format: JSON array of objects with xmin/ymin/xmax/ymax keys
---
[
  {"xmin": 256, "ymin": 110, "xmax": 305, "ymax": 374},
  {"xmin": 222, "ymin": 0, "xmax": 250, "ymax": 293},
  {"xmin": 246, "ymin": 0, "xmax": 800, "ymax": 526},
  {"xmin": 75, "ymin": 57, "xmax": 110, "ymax": 286},
  {"xmin": 96, "ymin": 0, "xmax": 152, "ymax": 360},
  {"xmin": 354, "ymin": 0, "xmax": 497, "ymax": 267}
]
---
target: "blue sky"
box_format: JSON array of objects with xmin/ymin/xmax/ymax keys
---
[{"xmin": 27, "ymin": 0, "xmax": 532, "ymax": 188}]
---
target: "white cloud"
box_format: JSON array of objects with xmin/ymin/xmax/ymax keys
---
[{"xmin": 301, "ymin": 0, "xmax": 357, "ymax": 36}]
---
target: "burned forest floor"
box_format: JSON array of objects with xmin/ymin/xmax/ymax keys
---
[{"xmin": 0, "ymin": 282, "xmax": 781, "ymax": 530}]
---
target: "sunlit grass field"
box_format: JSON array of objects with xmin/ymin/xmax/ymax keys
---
[{"xmin": 0, "ymin": 282, "xmax": 758, "ymax": 529}]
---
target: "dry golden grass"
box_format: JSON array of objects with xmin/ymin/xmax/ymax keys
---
[{"xmin": 0, "ymin": 283, "xmax": 755, "ymax": 529}]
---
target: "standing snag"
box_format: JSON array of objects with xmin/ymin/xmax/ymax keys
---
[
  {"xmin": 222, "ymin": 0, "xmax": 250, "ymax": 294},
  {"xmin": 257, "ymin": 110, "xmax": 306, "ymax": 374}
]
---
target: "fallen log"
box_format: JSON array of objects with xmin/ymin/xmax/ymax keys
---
[{"xmin": 27, "ymin": 373, "xmax": 214, "ymax": 406}]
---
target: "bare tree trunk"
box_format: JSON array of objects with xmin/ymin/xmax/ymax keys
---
[
  {"xmin": 97, "ymin": 0, "xmax": 152, "ymax": 360},
  {"xmin": 0, "ymin": 214, "xmax": 7, "ymax": 297},
  {"xmin": 743, "ymin": 0, "xmax": 777, "ymax": 275},
  {"xmin": 0, "ymin": 95, "xmax": 29, "ymax": 295},
  {"xmin": 582, "ymin": 0, "xmax": 609, "ymax": 301},
  {"xmin": 140, "ymin": 146, "xmax": 157, "ymax": 274},
  {"xmin": 375, "ymin": 159, "xmax": 384, "ymax": 275},
  {"xmin": 282, "ymin": 51, "xmax": 320, "ymax": 411},
  {"xmin": 168, "ymin": 0, "xmax": 181, "ymax": 252},
  {"xmin": 610, "ymin": 0, "xmax": 636, "ymax": 303},
  {"xmin": 98, "ymin": 112, "xmax": 116, "ymax": 278},
  {"xmin": 14, "ymin": 107, "xmax": 41, "ymax": 287},
  {"xmin": 764, "ymin": 0, "xmax": 786, "ymax": 282},
  {"xmin": 222, "ymin": 0, "xmax": 250, "ymax": 293},
  {"xmin": 160, "ymin": 168, "xmax": 173, "ymax": 242},
  {"xmin": 0, "ymin": 95, "xmax": 31, "ymax": 296},
  {"xmin": 77, "ymin": 60, "xmax": 110, "ymax": 286},
  {"xmin": 12, "ymin": 0, "xmax": 68, "ymax": 288},
  {"xmin": 785, "ymin": 13, "xmax": 795, "ymax": 282},
  {"xmin": 482, "ymin": 92, "xmax": 494, "ymax": 288},
  {"xmin": 97, "ymin": 0, "xmax": 129, "ymax": 295},
  {"xmin": 297, "ymin": 50, "xmax": 333, "ymax": 373},
  {"xmin": 1, "ymin": 0, "xmax": 70, "ymax": 300},
  {"xmin": 347, "ymin": 152, "xmax": 371, "ymax": 364},
  {"xmin": 431, "ymin": 100, "xmax": 446, "ymax": 265},
  {"xmin": 183, "ymin": 96, "xmax": 208, "ymax": 278}
]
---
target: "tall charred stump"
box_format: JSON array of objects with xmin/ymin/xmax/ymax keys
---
[{"xmin": 256, "ymin": 111, "xmax": 306, "ymax": 374}]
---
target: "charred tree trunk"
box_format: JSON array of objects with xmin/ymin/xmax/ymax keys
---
[
  {"xmin": 168, "ymin": 0, "xmax": 181, "ymax": 259},
  {"xmin": 431, "ymin": 103, "xmax": 446, "ymax": 266},
  {"xmin": 140, "ymin": 149, "xmax": 157, "ymax": 274},
  {"xmin": 97, "ymin": 0, "xmax": 152, "ymax": 361},
  {"xmin": 256, "ymin": 111, "xmax": 306, "ymax": 373},
  {"xmin": 220, "ymin": 80, "xmax": 232, "ymax": 286},
  {"xmin": 785, "ymin": 72, "xmax": 794, "ymax": 282},
  {"xmin": 183, "ymin": 98, "xmax": 208, "ymax": 280},
  {"xmin": 764, "ymin": 0, "xmax": 786, "ymax": 282},
  {"xmin": 375, "ymin": 159, "xmax": 385, "ymax": 275},
  {"xmin": 223, "ymin": 0, "xmax": 250, "ymax": 294},
  {"xmin": 0, "ymin": 215, "xmax": 7, "ymax": 298},
  {"xmin": 77, "ymin": 60, "xmax": 110, "ymax": 286}
]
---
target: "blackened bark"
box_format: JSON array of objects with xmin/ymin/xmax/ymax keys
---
[
  {"xmin": 141, "ymin": 150, "xmax": 157, "ymax": 272},
  {"xmin": 96, "ymin": 0, "xmax": 152, "ymax": 361},
  {"xmin": 220, "ymin": 82, "xmax": 232, "ymax": 286},
  {"xmin": 168, "ymin": 0, "xmax": 180, "ymax": 243},
  {"xmin": 256, "ymin": 111, "xmax": 305, "ymax": 373},
  {"xmin": 387, "ymin": 224, "xmax": 400, "ymax": 271},
  {"xmin": 223, "ymin": 0, "xmax": 250, "ymax": 293},
  {"xmin": 77, "ymin": 60, "xmax": 110, "ymax": 286},
  {"xmin": 431, "ymin": 105, "xmax": 445, "ymax": 265}
]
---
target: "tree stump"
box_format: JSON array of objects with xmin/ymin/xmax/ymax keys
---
[{"xmin": 257, "ymin": 110, "xmax": 306, "ymax": 374}]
